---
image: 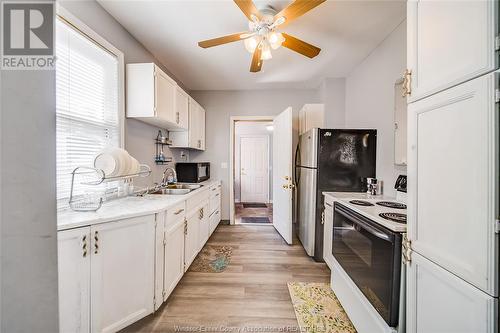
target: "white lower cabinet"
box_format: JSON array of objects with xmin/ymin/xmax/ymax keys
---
[
  {"xmin": 58, "ymin": 215, "xmax": 155, "ymax": 333},
  {"xmin": 58, "ymin": 227, "xmax": 91, "ymax": 333},
  {"xmin": 198, "ymin": 200, "xmax": 210, "ymax": 249},
  {"xmin": 91, "ymin": 215, "xmax": 155, "ymax": 333},
  {"xmin": 406, "ymin": 252, "xmax": 497, "ymax": 333},
  {"xmin": 163, "ymin": 218, "xmax": 185, "ymax": 301},
  {"xmin": 322, "ymin": 198, "xmax": 334, "ymax": 269},
  {"xmin": 184, "ymin": 208, "xmax": 200, "ymax": 271}
]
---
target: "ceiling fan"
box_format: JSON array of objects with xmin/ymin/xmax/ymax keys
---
[{"xmin": 198, "ymin": 0, "xmax": 326, "ymax": 73}]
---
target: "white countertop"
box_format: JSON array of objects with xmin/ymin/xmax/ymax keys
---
[
  {"xmin": 322, "ymin": 192, "xmax": 407, "ymax": 232},
  {"xmin": 57, "ymin": 179, "xmax": 220, "ymax": 231}
]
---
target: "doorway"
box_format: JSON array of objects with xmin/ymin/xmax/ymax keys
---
[{"xmin": 230, "ymin": 119, "xmax": 274, "ymax": 225}]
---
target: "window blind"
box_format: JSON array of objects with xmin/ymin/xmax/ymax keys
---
[{"xmin": 56, "ymin": 17, "xmax": 120, "ymax": 208}]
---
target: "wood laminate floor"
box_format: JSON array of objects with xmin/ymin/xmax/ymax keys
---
[
  {"xmin": 122, "ymin": 225, "xmax": 330, "ymax": 333},
  {"xmin": 235, "ymin": 203, "xmax": 273, "ymax": 224}
]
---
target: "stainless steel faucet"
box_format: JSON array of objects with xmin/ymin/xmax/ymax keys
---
[{"xmin": 162, "ymin": 167, "xmax": 177, "ymax": 185}]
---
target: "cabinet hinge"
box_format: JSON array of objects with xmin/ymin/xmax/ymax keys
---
[
  {"xmin": 163, "ymin": 237, "xmax": 167, "ymax": 246},
  {"xmin": 495, "ymin": 88, "xmax": 500, "ymax": 103},
  {"xmin": 495, "ymin": 219, "xmax": 500, "ymax": 234},
  {"xmin": 402, "ymin": 234, "xmax": 412, "ymax": 264},
  {"xmin": 495, "ymin": 35, "xmax": 500, "ymax": 51},
  {"xmin": 162, "ymin": 290, "xmax": 166, "ymax": 298}
]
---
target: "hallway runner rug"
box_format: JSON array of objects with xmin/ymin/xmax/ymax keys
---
[
  {"xmin": 287, "ymin": 282, "xmax": 357, "ymax": 333},
  {"xmin": 243, "ymin": 203, "xmax": 268, "ymax": 208},
  {"xmin": 189, "ymin": 245, "xmax": 232, "ymax": 273},
  {"xmin": 241, "ymin": 217, "xmax": 271, "ymax": 223}
]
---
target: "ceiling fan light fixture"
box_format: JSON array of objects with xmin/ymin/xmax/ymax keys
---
[
  {"xmin": 244, "ymin": 36, "xmax": 260, "ymax": 53},
  {"xmin": 268, "ymin": 31, "xmax": 285, "ymax": 50},
  {"xmin": 260, "ymin": 42, "xmax": 272, "ymax": 60}
]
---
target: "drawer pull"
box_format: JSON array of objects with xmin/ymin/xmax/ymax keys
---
[
  {"xmin": 215, "ymin": 193, "xmax": 220, "ymax": 197},
  {"xmin": 174, "ymin": 208, "xmax": 184, "ymax": 215}
]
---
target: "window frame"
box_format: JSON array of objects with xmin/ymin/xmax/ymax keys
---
[{"xmin": 56, "ymin": 4, "xmax": 125, "ymax": 149}]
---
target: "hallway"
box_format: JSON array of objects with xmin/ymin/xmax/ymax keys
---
[{"xmin": 122, "ymin": 225, "xmax": 330, "ymax": 332}]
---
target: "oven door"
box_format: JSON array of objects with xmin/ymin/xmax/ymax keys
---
[{"xmin": 332, "ymin": 203, "xmax": 402, "ymax": 327}]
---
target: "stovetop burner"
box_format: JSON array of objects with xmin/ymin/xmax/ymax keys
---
[
  {"xmin": 349, "ymin": 200, "xmax": 375, "ymax": 206},
  {"xmin": 376, "ymin": 201, "xmax": 407, "ymax": 209},
  {"xmin": 379, "ymin": 212, "xmax": 407, "ymax": 224}
]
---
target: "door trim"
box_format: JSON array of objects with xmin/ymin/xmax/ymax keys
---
[{"xmin": 229, "ymin": 116, "xmax": 274, "ymax": 225}]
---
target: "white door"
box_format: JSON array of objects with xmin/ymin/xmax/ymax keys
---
[
  {"xmin": 155, "ymin": 67, "xmax": 176, "ymax": 123},
  {"xmin": 407, "ymin": 0, "xmax": 498, "ymax": 102},
  {"xmin": 273, "ymin": 107, "xmax": 294, "ymax": 244},
  {"xmin": 91, "ymin": 215, "xmax": 155, "ymax": 333},
  {"xmin": 163, "ymin": 219, "xmax": 185, "ymax": 301},
  {"xmin": 408, "ymin": 73, "xmax": 498, "ymax": 296},
  {"xmin": 406, "ymin": 252, "xmax": 497, "ymax": 333},
  {"xmin": 184, "ymin": 210, "xmax": 199, "ymax": 271},
  {"xmin": 240, "ymin": 135, "xmax": 269, "ymax": 203},
  {"xmin": 58, "ymin": 227, "xmax": 91, "ymax": 333}
]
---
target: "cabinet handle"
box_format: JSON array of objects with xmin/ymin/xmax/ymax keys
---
[
  {"xmin": 184, "ymin": 218, "xmax": 188, "ymax": 235},
  {"xmin": 176, "ymin": 112, "xmax": 180, "ymax": 124},
  {"xmin": 82, "ymin": 235, "xmax": 87, "ymax": 258},
  {"xmin": 94, "ymin": 231, "xmax": 99, "ymax": 254},
  {"xmin": 402, "ymin": 69, "xmax": 412, "ymax": 97},
  {"xmin": 215, "ymin": 193, "xmax": 220, "ymax": 197},
  {"xmin": 174, "ymin": 208, "xmax": 184, "ymax": 215},
  {"xmin": 321, "ymin": 210, "xmax": 325, "ymax": 225}
]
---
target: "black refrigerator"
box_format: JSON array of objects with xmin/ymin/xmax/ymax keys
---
[{"xmin": 295, "ymin": 128, "xmax": 377, "ymax": 262}]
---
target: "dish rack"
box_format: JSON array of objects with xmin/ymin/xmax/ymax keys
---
[{"xmin": 68, "ymin": 164, "xmax": 151, "ymax": 212}]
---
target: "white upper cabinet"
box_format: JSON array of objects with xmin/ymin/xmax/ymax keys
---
[
  {"xmin": 407, "ymin": 73, "xmax": 498, "ymax": 296},
  {"xmin": 170, "ymin": 96, "xmax": 206, "ymax": 150},
  {"xmin": 299, "ymin": 104, "xmax": 325, "ymax": 134},
  {"xmin": 175, "ymin": 86, "xmax": 189, "ymax": 130},
  {"xmin": 126, "ymin": 63, "xmax": 187, "ymax": 130},
  {"xmin": 406, "ymin": 0, "xmax": 499, "ymax": 102}
]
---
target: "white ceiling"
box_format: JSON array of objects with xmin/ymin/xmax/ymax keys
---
[{"xmin": 98, "ymin": 0, "xmax": 406, "ymax": 90}]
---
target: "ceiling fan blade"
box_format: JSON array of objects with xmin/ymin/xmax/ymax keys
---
[
  {"xmin": 274, "ymin": 0, "xmax": 326, "ymax": 26},
  {"xmin": 198, "ymin": 32, "xmax": 250, "ymax": 48},
  {"xmin": 282, "ymin": 33, "xmax": 321, "ymax": 58},
  {"xmin": 234, "ymin": 0, "xmax": 262, "ymax": 21},
  {"xmin": 250, "ymin": 44, "xmax": 263, "ymax": 72}
]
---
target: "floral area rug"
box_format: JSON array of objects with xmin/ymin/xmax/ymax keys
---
[
  {"xmin": 189, "ymin": 245, "xmax": 232, "ymax": 273},
  {"xmin": 287, "ymin": 282, "xmax": 357, "ymax": 333}
]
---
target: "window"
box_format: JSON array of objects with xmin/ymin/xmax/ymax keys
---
[{"xmin": 56, "ymin": 14, "xmax": 123, "ymax": 208}]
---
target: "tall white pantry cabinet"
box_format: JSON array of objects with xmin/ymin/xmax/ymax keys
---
[{"xmin": 405, "ymin": 1, "xmax": 499, "ymax": 332}]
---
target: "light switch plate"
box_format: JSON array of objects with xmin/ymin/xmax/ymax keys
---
[{"xmin": 221, "ymin": 162, "xmax": 228, "ymax": 169}]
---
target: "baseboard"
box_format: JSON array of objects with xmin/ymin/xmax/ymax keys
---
[{"xmin": 220, "ymin": 219, "xmax": 230, "ymax": 225}]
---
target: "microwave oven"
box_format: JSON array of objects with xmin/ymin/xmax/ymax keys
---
[{"xmin": 175, "ymin": 162, "xmax": 210, "ymax": 183}]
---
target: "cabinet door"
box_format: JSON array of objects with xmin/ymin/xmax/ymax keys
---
[
  {"xmin": 407, "ymin": 73, "xmax": 498, "ymax": 295},
  {"xmin": 91, "ymin": 215, "xmax": 155, "ymax": 333},
  {"xmin": 155, "ymin": 66, "xmax": 176, "ymax": 123},
  {"xmin": 209, "ymin": 209, "xmax": 221, "ymax": 235},
  {"xmin": 322, "ymin": 205, "xmax": 334, "ymax": 269},
  {"xmin": 184, "ymin": 211, "xmax": 199, "ymax": 271},
  {"xmin": 175, "ymin": 86, "xmax": 189, "ymax": 130},
  {"xmin": 199, "ymin": 106, "xmax": 206, "ymax": 150},
  {"xmin": 188, "ymin": 98, "xmax": 199, "ymax": 149},
  {"xmin": 198, "ymin": 201, "xmax": 210, "ymax": 249},
  {"xmin": 407, "ymin": 0, "xmax": 498, "ymax": 102},
  {"xmin": 58, "ymin": 227, "xmax": 91, "ymax": 333},
  {"xmin": 163, "ymin": 219, "xmax": 185, "ymax": 301},
  {"xmin": 407, "ymin": 252, "xmax": 497, "ymax": 333}
]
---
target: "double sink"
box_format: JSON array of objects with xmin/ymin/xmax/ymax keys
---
[{"xmin": 150, "ymin": 183, "xmax": 203, "ymax": 195}]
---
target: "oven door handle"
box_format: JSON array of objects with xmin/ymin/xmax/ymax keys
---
[{"xmin": 335, "ymin": 207, "xmax": 392, "ymax": 242}]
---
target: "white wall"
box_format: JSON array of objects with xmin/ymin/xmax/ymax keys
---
[
  {"xmin": 190, "ymin": 90, "xmax": 320, "ymax": 219},
  {"xmin": 234, "ymin": 122, "xmax": 273, "ymax": 202},
  {"xmin": 345, "ymin": 20, "xmax": 407, "ymax": 197},
  {"xmin": 1, "ymin": 1, "xmax": 59, "ymax": 331},
  {"xmin": 59, "ymin": 0, "xmax": 187, "ymax": 188},
  {"xmin": 317, "ymin": 78, "xmax": 346, "ymax": 128}
]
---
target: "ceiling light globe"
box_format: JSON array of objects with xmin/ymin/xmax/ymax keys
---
[
  {"xmin": 260, "ymin": 42, "xmax": 272, "ymax": 60},
  {"xmin": 269, "ymin": 32, "xmax": 285, "ymax": 50},
  {"xmin": 244, "ymin": 36, "xmax": 259, "ymax": 53}
]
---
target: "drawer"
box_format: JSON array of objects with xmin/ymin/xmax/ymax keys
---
[
  {"xmin": 165, "ymin": 201, "xmax": 186, "ymax": 226},
  {"xmin": 209, "ymin": 191, "xmax": 221, "ymax": 214},
  {"xmin": 210, "ymin": 208, "xmax": 221, "ymax": 234},
  {"xmin": 186, "ymin": 188, "xmax": 209, "ymax": 211}
]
